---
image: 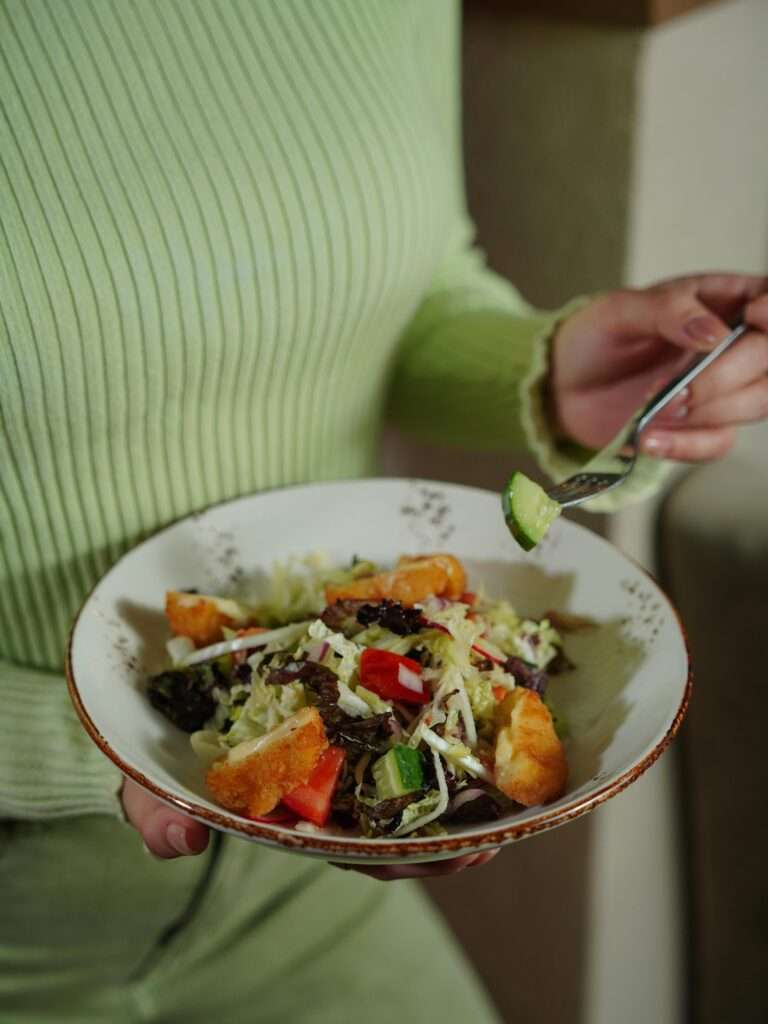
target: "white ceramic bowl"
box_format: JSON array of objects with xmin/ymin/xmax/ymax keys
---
[{"xmin": 67, "ymin": 478, "xmax": 690, "ymax": 864}]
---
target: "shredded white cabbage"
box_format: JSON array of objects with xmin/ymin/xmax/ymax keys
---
[
  {"xmin": 356, "ymin": 686, "xmax": 393, "ymax": 715},
  {"xmin": 394, "ymin": 750, "xmax": 449, "ymax": 836},
  {"xmin": 303, "ymin": 620, "xmax": 361, "ymax": 684},
  {"xmin": 166, "ymin": 635, "xmax": 195, "ymax": 666},
  {"xmin": 420, "ymin": 726, "xmax": 494, "ymax": 784},
  {"xmin": 451, "ymin": 684, "xmax": 477, "ymax": 748},
  {"xmin": 465, "ymin": 673, "xmax": 499, "ymax": 723},
  {"xmin": 180, "ymin": 621, "xmax": 311, "ymax": 667},
  {"xmin": 336, "ymin": 679, "xmax": 373, "ymax": 718},
  {"xmin": 225, "ymin": 680, "xmax": 307, "ymax": 747},
  {"xmin": 510, "ymin": 619, "xmax": 561, "ymax": 669},
  {"xmin": 190, "ymin": 728, "xmax": 228, "ymax": 764}
]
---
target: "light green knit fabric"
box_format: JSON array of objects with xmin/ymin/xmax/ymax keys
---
[{"xmin": 0, "ymin": 2, "xmax": 664, "ymax": 1017}]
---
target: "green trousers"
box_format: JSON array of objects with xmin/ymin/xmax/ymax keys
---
[{"xmin": 0, "ymin": 816, "xmax": 498, "ymax": 1023}]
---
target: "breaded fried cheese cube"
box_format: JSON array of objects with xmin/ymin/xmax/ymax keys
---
[
  {"xmin": 165, "ymin": 591, "xmax": 253, "ymax": 647},
  {"xmin": 396, "ymin": 554, "xmax": 466, "ymax": 600},
  {"xmin": 494, "ymin": 688, "xmax": 567, "ymax": 806},
  {"xmin": 207, "ymin": 707, "xmax": 328, "ymax": 818},
  {"xmin": 325, "ymin": 554, "xmax": 466, "ymax": 607}
]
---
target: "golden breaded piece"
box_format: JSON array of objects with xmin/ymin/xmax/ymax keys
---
[
  {"xmin": 396, "ymin": 554, "xmax": 466, "ymax": 600},
  {"xmin": 325, "ymin": 555, "xmax": 466, "ymax": 607},
  {"xmin": 165, "ymin": 591, "xmax": 253, "ymax": 647},
  {"xmin": 494, "ymin": 689, "xmax": 567, "ymax": 806},
  {"xmin": 206, "ymin": 707, "xmax": 328, "ymax": 818}
]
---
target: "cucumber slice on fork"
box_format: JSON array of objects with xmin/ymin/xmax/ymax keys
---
[{"xmin": 502, "ymin": 472, "xmax": 562, "ymax": 551}]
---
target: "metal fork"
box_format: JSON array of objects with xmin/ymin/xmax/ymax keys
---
[{"xmin": 546, "ymin": 322, "xmax": 748, "ymax": 508}]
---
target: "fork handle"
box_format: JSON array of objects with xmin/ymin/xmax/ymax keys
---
[{"xmin": 634, "ymin": 322, "xmax": 748, "ymax": 436}]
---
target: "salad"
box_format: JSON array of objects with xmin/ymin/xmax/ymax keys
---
[{"xmin": 146, "ymin": 554, "xmax": 579, "ymax": 838}]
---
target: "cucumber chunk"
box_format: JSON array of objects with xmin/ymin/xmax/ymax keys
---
[
  {"xmin": 372, "ymin": 745, "xmax": 424, "ymax": 800},
  {"xmin": 502, "ymin": 471, "xmax": 561, "ymax": 551}
]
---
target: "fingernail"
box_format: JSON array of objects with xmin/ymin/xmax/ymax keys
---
[
  {"xmin": 683, "ymin": 316, "xmax": 721, "ymax": 348},
  {"xmin": 659, "ymin": 403, "xmax": 688, "ymax": 422},
  {"xmin": 167, "ymin": 823, "xmax": 194, "ymax": 856},
  {"xmin": 642, "ymin": 434, "xmax": 672, "ymax": 457}
]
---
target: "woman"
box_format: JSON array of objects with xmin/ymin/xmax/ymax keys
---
[{"xmin": 1, "ymin": 2, "xmax": 766, "ymax": 1021}]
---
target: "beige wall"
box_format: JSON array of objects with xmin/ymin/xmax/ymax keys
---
[
  {"xmin": 381, "ymin": 1, "xmax": 768, "ymax": 1021},
  {"xmin": 627, "ymin": 0, "xmax": 768, "ymax": 287}
]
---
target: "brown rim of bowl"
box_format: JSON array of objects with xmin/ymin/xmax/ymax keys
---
[{"xmin": 64, "ymin": 481, "xmax": 693, "ymax": 860}]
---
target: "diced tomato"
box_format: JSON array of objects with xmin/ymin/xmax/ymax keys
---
[
  {"xmin": 358, "ymin": 648, "xmax": 430, "ymax": 704},
  {"xmin": 282, "ymin": 746, "xmax": 346, "ymax": 827},
  {"xmin": 460, "ymin": 591, "xmax": 476, "ymax": 606},
  {"xmin": 493, "ymin": 685, "xmax": 508, "ymax": 702},
  {"xmin": 232, "ymin": 626, "xmax": 267, "ymax": 666}
]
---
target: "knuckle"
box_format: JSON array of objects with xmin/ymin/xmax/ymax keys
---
[
  {"xmin": 600, "ymin": 288, "xmax": 635, "ymax": 318},
  {"xmin": 656, "ymin": 433, "xmax": 678, "ymax": 459},
  {"xmin": 651, "ymin": 277, "xmax": 686, "ymax": 299},
  {"xmin": 659, "ymin": 281, "xmax": 697, "ymax": 311},
  {"xmin": 688, "ymin": 376, "xmax": 712, "ymax": 407}
]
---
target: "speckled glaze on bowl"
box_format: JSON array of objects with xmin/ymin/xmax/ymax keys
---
[{"xmin": 67, "ymin": 478, "xmax": 691, "ymax": 864}]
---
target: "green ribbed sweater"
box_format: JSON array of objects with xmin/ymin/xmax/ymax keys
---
[{"xmin": 0, "ymin": 0, "xmax": 664, "ymax": 824}]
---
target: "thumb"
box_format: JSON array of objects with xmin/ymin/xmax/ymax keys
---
[{"xmin": 122, "ymin": 777, "xmax": 210, "ymax": 859}]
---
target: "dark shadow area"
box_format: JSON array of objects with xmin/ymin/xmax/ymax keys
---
[
  {"xmin": 116, "ymin": 598, "xmax": 170, "ymax": 677},
  {"xmin": 465, "ymin": 556, "xmax": 576, "ymax": 618},
  {"xmin": 554, "ymin": 617, "xmax": 643, "ymax": 789}
]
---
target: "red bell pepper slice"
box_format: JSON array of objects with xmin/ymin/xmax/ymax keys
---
[
  {"xmin": 282, "ymin": 746, "xmax": 346, "ymax": 827},
  {"xmin": 359, "ymin": 648, "xmax": 429, "ymax": 704}
]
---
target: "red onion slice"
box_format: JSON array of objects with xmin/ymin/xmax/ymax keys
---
[
  {"xmin": 448, "ymin": 788, "xmax": 489, "ymax": 814},
  {"xmin": 471, "ymin": 640, "xmax": 506, "ymax": 665}
]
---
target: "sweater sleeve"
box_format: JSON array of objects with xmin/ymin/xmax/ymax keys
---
[
  {"xmin": 387, "ymin": 242, "xmax": 672, "ymax": 512},
  {"xmin": 0, "ymin": 659, "xmax": 124, "ymax": 820}
]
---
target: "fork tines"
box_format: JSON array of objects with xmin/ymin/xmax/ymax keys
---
[{"xmin": 546, "ymin": 472, "xmax": 625, "ymax": 506}]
